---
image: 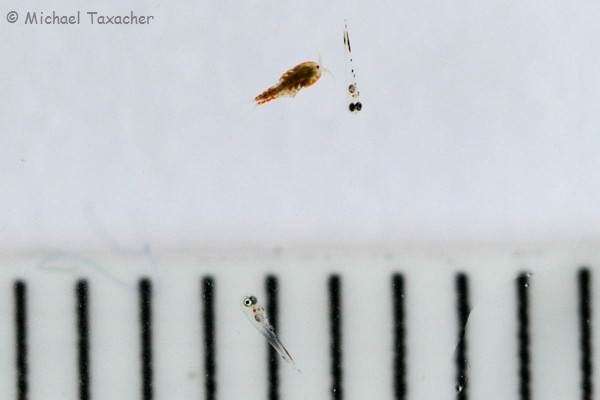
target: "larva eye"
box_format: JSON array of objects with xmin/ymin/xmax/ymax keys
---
[{"xmin": 244, "ymin": 296, "xmax": 257, "ymax": 307}]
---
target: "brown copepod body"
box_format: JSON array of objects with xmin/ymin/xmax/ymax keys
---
[{"xmin": 254, "ymin": 61, "xmax": 323, "ymax": 105}]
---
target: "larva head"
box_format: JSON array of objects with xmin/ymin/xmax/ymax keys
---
[{"xmin": 240, "ymin": 294, "xmax": 264, "ymax": 323}]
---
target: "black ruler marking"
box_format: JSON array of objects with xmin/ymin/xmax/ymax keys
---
[
  {"xmin": 202, "ymin": 276, "xmax": 216, "ymax": 400},
  {"xmin": 266, "ymin": 275, "xmax": 280, "ymax": 400},
  {"xmin": 392, "ymin": 274, "xmax": 407, "ymax": 400},
  {"xmin": 76, "ymin": 280, "xmax": 90, "ymax": 400},
  {"xmin": 329, "ymin": 275, "xmax": 343, "ymax": 400},
  {"xmin": 578, "ymin": 268, "xmax": 593, "ymax": 400},
  {"xmin": 516, "ymin": 273, "xmax": 531, "ymax": 400},
  {"xmin": 15, "ymin": 280, "xmax": 28, "ymax": 400},
  {"xmin": 455, "ymin": 273, "xmax": 470, "ymax": 400},
  {"xmin": 139, "ymin": 278, "xmax": 153, "ymax": 400}
]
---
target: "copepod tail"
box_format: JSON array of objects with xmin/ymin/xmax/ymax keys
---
[{"xmin": 254, "ymin": 83, "xmax": 281, "ymax": 105}]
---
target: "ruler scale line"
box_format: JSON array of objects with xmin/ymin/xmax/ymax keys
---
[
  {"xmin": 455, "ymin": 273, "xmax": 470, "ymax": 400},
  {"xmin": 266, "ymin": 275, "xmax": 280, "ymax": 400},
  {"xmin": 139, "ymin": 278, "xmax": 153, "ymax": 400},
  {"xmin": 202, "ymin": 277, "xmax": 217, "ymax": 400},
  {"xmin": 578, "ymin": 268, "xmax": 593, "ymax": 400},
  {"xmin": 328, "ymin": 275, "xmax": 343, "ymax": 400},
  {"xmin": 392, "ymin": 274, "xmax": 407, "ymax": 400},
  {"xmin": 14, "ymin": 280, "xmax": 28, "ymax": 400},
  {"xmin": 1, "ymin": 258, "xmax": 596, "ymax": 400},
  {"xmin": 516, "ymin": 273, "xmax": 531, "ymax": 400},
  {"xmin": 76, "ymin": 280, "xmax": 90, "ymax": 400}
]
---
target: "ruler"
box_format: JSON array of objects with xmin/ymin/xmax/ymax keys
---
[{"xmin": 0, "ymin": 248, "xmax": 596, "ymax": 400}]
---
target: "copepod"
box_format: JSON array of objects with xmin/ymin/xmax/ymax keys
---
[{"xmin": 254, "ymin": 60, "xmax": 323, "ymax": 105}]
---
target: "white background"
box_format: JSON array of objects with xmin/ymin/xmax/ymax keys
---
[{"xmin": 2, "ymin": 0, "xmax": 600, "ymax": 254}]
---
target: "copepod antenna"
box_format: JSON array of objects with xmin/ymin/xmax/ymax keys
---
[{"xmin": 317, "ymin": 50, "xmax": 334, "ymax": 78}]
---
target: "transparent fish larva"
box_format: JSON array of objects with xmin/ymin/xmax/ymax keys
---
[
  {"xmin": 344, "ymin": 21, "xmax": 362, "ymax": 113},
  {"xmin": 254, "ymin": 61, "xmax": 323, "ymax": 105},
  {"xmin": 240, "ymin": 294, "xmax": 300, "ymax": 371}
]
